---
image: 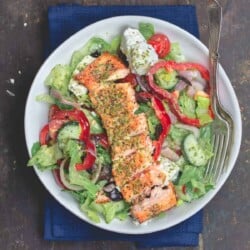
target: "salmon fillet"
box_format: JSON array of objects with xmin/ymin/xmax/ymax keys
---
[
  {"xmin": 121, "ymin": 167, "xmax": 166, "ymax": 203},
  {"xmin": 112, "ymin": 149, "xmax": 153, "ymax": 187},
  {"xmin": 76, "ymin": 52, "xmax": 129, "ymax": 91},
  {"xmin": 76, "ymin": 52, "xmax": 177, "ymax": 223},
  {"xmin": 90, "ymin": 82, "xmax": 138, "ymax": 116},
  {"xmin": 103, "ymin": 114, "xmax": 148, "ymax": 144},
  {"xmin": 111, "ymin": 132, "xmax": 153, "ymax": 160},
  {"xmin": 89, "ymin": 83, "xmax": 148, "ymax": 144},
  {"xmin": 131, "ymin": 183, "xmax": 177, "ymax": 223}
]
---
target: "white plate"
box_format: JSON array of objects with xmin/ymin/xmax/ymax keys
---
[{"xmin": 24, "ymin": 16, "xmax": 242, "ymax": 234}]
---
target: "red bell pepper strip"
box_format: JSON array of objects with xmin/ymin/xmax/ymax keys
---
[
  {"xmin": 75, "ymin": 139, "xmax": 96, "ymax": 171},
  {"xmin": 51, "ymin": 109, "xmax": 96, "ymax": 170},
  {"xmin": 39, "ymin": 124, "xmax": 50, "ymax": 145},
  {"xmin": 151, "ymin": 97, "xmax": 171, "ymax": 161},
  {"xmin": 147, "ymin": 61, "xmax": 210, "ymax": 127}
]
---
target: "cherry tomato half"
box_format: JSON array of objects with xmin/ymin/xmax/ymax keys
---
[
  {"xmin": 39, "ymin": 124, "xmax": 50, "ymax": 145},
  {"xmin": 148, "ymin": 33, "xmax": 171, "ymax": 58},
  {"xmin": 49, "ymin": 119, "xmax": 68, "ymax": 140},
  {"xmin": 121, "ymin": 73, "xmax": 137, "ymax": 88},
  {"xmin": 48, "ymin": 104, "xmax": 61, "ymax": 121}
]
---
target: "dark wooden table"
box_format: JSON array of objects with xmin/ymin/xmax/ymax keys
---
[{"xmin": 0, "ymin": 0, "xmax": 249, "ymax": 249}]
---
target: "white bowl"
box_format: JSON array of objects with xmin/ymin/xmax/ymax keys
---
[{"xmin": 24, "ymin": 16, "xmax": 242, "ymax": 234}]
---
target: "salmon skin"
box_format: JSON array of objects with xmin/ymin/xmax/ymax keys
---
[{"xmin": 76, "ymin": 52, "xmax": 177, "ymax": 223}]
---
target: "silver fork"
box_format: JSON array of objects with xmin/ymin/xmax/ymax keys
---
[{"xmin": 204, "ymin": 0, "xmax": 234, "ymax": 184}]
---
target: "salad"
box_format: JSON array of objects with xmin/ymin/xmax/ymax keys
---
[{"xmin": 28, "ymin": 22, "xmax": 214, "ymax": 224}]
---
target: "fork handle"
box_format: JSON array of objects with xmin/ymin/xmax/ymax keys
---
[{"xmin": 207, "ymin": 0, "xmax": 222, "ymax": 112}]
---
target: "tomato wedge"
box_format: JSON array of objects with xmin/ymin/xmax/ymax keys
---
[
  {"xmin": 49, "ymin": 119, "xmax": 68, "ymax": 140},
  {"xmin": 120, "ymin": 73, "xmax": 137, "ymax": 88},
  {"xmin": 148, "ymin": 33, "xmax": 171, "ymax": 58},
  {"xmin": 48, "ymin": 104, "xmax": 61, "ymax": 121},
  {"xmin": 39, "ymin": 124, "xmax": 50, "ymax": 145}
]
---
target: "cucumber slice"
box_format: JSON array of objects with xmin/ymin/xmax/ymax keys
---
[
  {"xmin": 183, "ymin": 134, "xmax": 208, "ymax": 167},
  {"xmin": 154, "ymin": 69, "xmax": 178, "ymax": 90},
  {"xmin": 57, "ymin": 122, "xmax": 81, "ymax": 150}
]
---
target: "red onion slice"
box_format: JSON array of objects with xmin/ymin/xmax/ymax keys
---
[
  {"xmin": 91, "ymin": 163, "xmax": 103, "ymax": 184},
  {"xmin": 175, "ymin": 123, "xmax": 200, "ymax": 138},
  {"xmin": 191, "ymin": 80, "xmax": 205, "ymax": 91},
  {"xmin": 175, "ymin": 80, "xmax": 187, "ymax": 91},
  {"xmin": 50, "ymin": 89, "xmax": 82, "ymax": 110},
  {"xmin": 186, "ymin": 86, "xmax": 196, "ymax": 98},
  {"xmin": 178, "ymin": 69, "xmax": 199, "ymax": 81},
  {"xmin": 135, "ymin": 75, "xmax": 151, "ymax": 92},
  {"xmin": 161, "ymin": 146, "xmax": 180, "ymax": 162},
  {"xmin": 59, "ymin": 159, "xmax": 84, "ymax": 191}
]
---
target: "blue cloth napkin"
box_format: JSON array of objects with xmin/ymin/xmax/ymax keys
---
[{"xmin": 44, "ymin": 4, "xmax": 202, "ymax": 247}]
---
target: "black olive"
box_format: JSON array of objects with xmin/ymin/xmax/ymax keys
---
[
  {"xmin": 117, "ymin": 50, "xmax": 129, "ymax": 67},
  {"xmin": 109, "ymin": 188, "xmax": 123, "ymax": 201},
  {"xmin": 90, "ymin": 50, "xmax": 101, "ymax": 58},
  {"xmin": 103, "ymin": 182, "xmax": 116, "ymax": 193}
]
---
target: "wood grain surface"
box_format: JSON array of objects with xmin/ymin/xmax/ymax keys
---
[{"xmin": 0, "ymin": 0, "xmax": 249, "ymax": 250}]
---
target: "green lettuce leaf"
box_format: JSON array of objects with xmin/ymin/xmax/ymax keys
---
[
  {"xmin": 70, "ymin": 37, "xmax": 111, "ymax": 69},
  {"xmin": 175, "ymin": 164, "xmax": 214, "ymax": 202},
  {"xmin": 198, "ymin": 124, "xmax": 214, "ymax": 160},
  {"xmin": 164, "ymin": 42, "xmax": 185, "ymax": 62},
  {"xmin": 138, "ymin": 22, "xmax": 155, "ymax": 40},
  {"xmin": 96, "ymin": 145, "xmax": 112, "ymax": 165},
  {"xmin": 27, "ymin": 144, "xmax": 62, "ymax": 170},
  {"xmin": 169, "ymin": 125, "xmax": 190, "ymax": 146},
  {"xmin": 45, "ymin": 64, "xmax": 72, "ymax": 96},
  {"xmin": 135, "ymin": 102, "xmax": 160, "ymax": 140},
  {"xmin": 178, "ymin": 91, "xmax": 196, "ymax": 118},
  {"xmin": 110, "ymin": 35, "xmax": 122, "ymax": 53},
  {"xmin": 35, "ymin": 94, "xmax": 55, "ymax": 104}
]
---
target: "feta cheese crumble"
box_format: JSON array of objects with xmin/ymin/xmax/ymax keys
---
[{"xmin": 120, "ymin": 28, "xmax": 158, "ymax": 75}]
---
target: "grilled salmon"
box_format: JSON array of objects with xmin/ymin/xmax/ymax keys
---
[
  {"xmin": 111, "ymin": 132, "xmax": 153, "ymax": 160},
  {"xmin": 76, "ymin": 52, "xmax": 177, "ymax": 223},
  {"xmin": 90, "ymin": 82, "xmax": 138, "ymax": 116},
  {"xmin": 121, "ymin": 167, "xmax": 166, "ymax": 203},
  {"xmin": 112, "ymin": 149, "xmax": 153, "ymax": 187},
  {"xmin": 76, "ymin": 52, "xmax": 129, "ymax": 91},
  {"xmin": 131, "ymin": 183, "xmax": 177, "ymax": 223},
  {"xmin": 89, "ymin": 83, "xmax": 148, "ymax": 144}
]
